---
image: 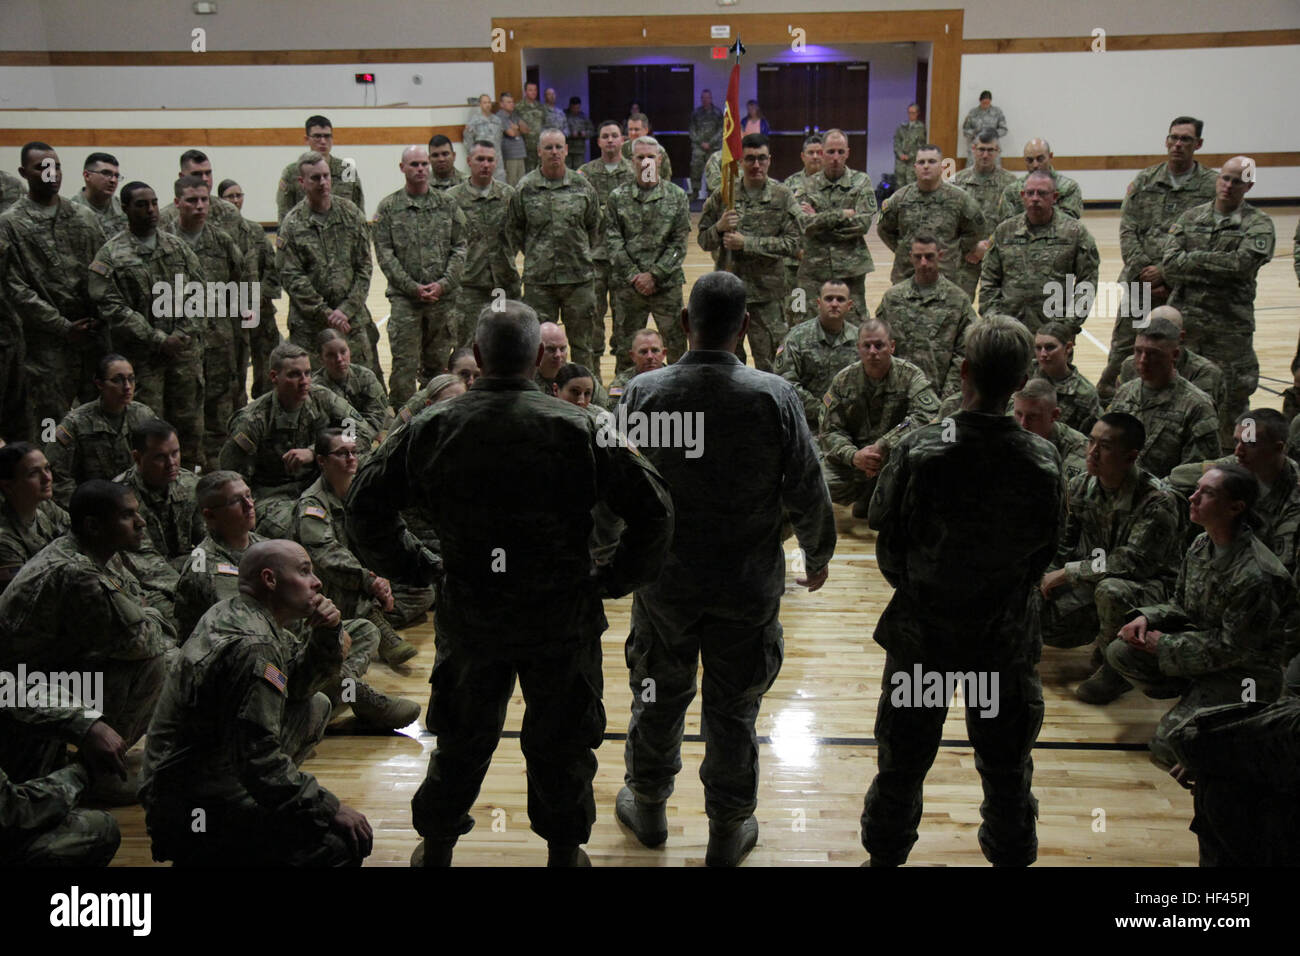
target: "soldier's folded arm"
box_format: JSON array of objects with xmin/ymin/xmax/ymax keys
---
[
  {"xmin": 1154, "ymin": 584, "xmax": 1282, "ymax": 677},
  {"xmin": 800, "ymin": 205, "xmax": 847, "ymax": 237},
  {"xmin": 372, "ymin": 207, "xmax": 422, "ymax": 297},
  {"xmin": 779, "ymin": 390, "xmax": 836, "ymax": 573},
  {"xmin": 1167, "ymin": 237, "xmax": 1272, "ymax": 282}
]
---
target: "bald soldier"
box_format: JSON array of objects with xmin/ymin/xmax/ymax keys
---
[
  {"xmin": 1116, "ymin": 305, "xmax": 1227, "ymax": 415},
  {"xmin": 1012, "ymin": 378, "xmax": 1089, "ymax": 482},
  {"xmin": 995, "ymin": 139, "xmax": 1084, "ymax": 223},
  {"xmin": 141, "ymin": 540, "xmax": 374, "ymax": 867},
  {"xmin": 979, "ymin": 169, "xmax": 1099, "ymax": 335},
  {"xmin": 373, "ymin": 145, "xmax": 468, "ymax": 405},
  {"xmin": 276, "ymin": 115, "xmax": 365, "ymax": 221},
  {"xmin": 1162, "ymin": 155, "xmax": 1275, "ymax": 449},
  {"xmin": 1097, "ymin": 116, "xmax": 1218, "ymax": 402},
  {"xmin": 877, "ymin": 144, "xmax": 984, "ymax": 286}
]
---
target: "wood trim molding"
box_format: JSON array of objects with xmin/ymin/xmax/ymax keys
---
[
  {"xmin": 994, "ymin": 152, "xmax": 1300, "ymax": 171},
  {"xmin": 0, "ymin": 48, "xmax": 490, "ymax": 67},
  {"xmin": 964, "ymin": 29, "xmax": 1300, "ymax": 54},
  {"xmin": 0, "ymin": 127, "xmax": 463, "ymax": 147}
]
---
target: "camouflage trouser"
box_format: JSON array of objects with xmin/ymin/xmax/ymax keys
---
[
  {"xmin": 1107, "ymin": 641, "xmax": 1281, "ymax": 767},
  {"xmin": 387, "ymin": 295, "xmax": 460, "ymax": 407},
  {"xmin": 390, "ymin": 581, "xmax": 435, "ymax": 628},
  {"xmin": 0, "ymin": 807, "xmax": 121, "ymax": 867},
  {"xmin": 524, "ymin": 143, "xmax": 540, "ymax": 173},
  {"xmin": 690, "ymin": 146, "xmax": 711, "ymax": 197},
  {"xmin": 22, "ymin": 336, "xmax": 80, "ymax": 446},
  {"xmin": 131, "ymin": 347, "xmax": 206, "ymax": 467},
  {"xmin": 1036, "ymin": 577, "xmax": 1167, "ymax": 651},
  {"xmin": 282, "ymin": 691, "xmax": 332, "ymax": 765},
  {"xmin": 287, "ymin": 315, "xmax": 377, "ymax": 385},
  {"xmin": 340, "ymin": 616, "xmax": 379, "ymax": 685},
  {"xmin": 102, "ymin": 652, "xmax": 171, "ymax": 752},
  {"xmin": 862, "ymin": 653, "xmax": 1043, "ymax": 866},
  {"xmin": 893, "ymin": 163, "xmax": 916, "ymax": 186},
  {"xmin": 524, "ymin": 281, "xmax": 601, "ymax": 382},
  {"xmin": 592, "ymin": 260, "xmax": 617, "ymax": 358},
  {"xmin": 1184, "ymin": 329, "xmax": 1257, "ymax": 451},
  {"xmin": 1, "ymin": 339, "xmax": 31, "ymax": 443},
  {"xmin": 822, "ymin": 457, "xmax": 877, "ymax": 509},
  {"xmin": 957, "ymin": 260, "xmax": 981, "ymax": 302},
  {"xmin": 203, "ymin": 330, "xmax": 241, "ymax": 467},
  {"xmin": 458, "ymin": 280, "xmax": 521, "ymax": 348},
  {"xmin": 246, "ymin": 298, "xmax": 281, "ymax": 402},
  {"xmin": 734, "ymin": 298, "xmax": 786, "ymax": 372},
  {"xmin": 794, "ymin": 273, "xmax": 868, "ymax": 324},
  {"xmin": 412, "ymin": 636, "xmax": 605, "ymax": 845},
  {"xmin": 623, "ymin": 593, "xmax": 784, "ymax": 828},
  {"xmin": 613, "ymin": 284, "xmax": 685, "ymax": 369}
]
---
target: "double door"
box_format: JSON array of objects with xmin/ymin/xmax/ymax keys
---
[
  {"xmin": 756, "ymin": 61, "xmax": 869, "ymax": 181},
  {"xmin": 587, "ymin": 63, "xmax": 694, "ymax": 177}
]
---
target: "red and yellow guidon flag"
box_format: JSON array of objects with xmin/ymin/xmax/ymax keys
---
[{"xmin": 722, "ymin": 61, "xmax": 742, "ymax": 167}]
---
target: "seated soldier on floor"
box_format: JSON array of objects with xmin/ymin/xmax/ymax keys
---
[
  {"xmin": 1034, "ymin": 411, "xmax": 1184, "ymax": 704},
  {"xmin": 1033, "ymin": 322, "xmax": 1103, "ymax": 435},
  {"xmin": 220, "ymin": 342, "xmax": 374, "ymax": 539},
  {"xmin": 606, "ymin": 328, "xmax": 667, "ymax": 406},
  {"xmin": 0, "ymin": 442, "xmax": 68, "ymax": 594},
  {"xmin": 773, "ymin": 280, "xmax": 860, "ymax": 430},
  {"xmin": 1115, "ymin": 305, "xmax": 1226, "ymax": 421},
  {"xmin": 313, "ymin": 328, "xmax": 392, "ymax": 437},
  {"xmin": 1012, "ymin": 378, "xmax": 1089, "ymax": 482}
]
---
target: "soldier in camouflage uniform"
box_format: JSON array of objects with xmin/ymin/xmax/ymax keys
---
[
  {"xmin": 1169, "ymin": 409, "xmax": 1300, "ymax": 575},
  {"xmin": 1033, "ymin": 322, "xmax": 1103, "ymax": 434},
  {"xmin": 69, "ymin": 152, "xmax": 127, "ymax": 237},
  {"xmin": 0, "ymin": 229, "xmax": 28, "ymax": 443},
  {"xmin": 1097, "ymin": 117, "xmax": 1218, "ymax": 402},
  {"xmin": 979, "ymin": 170, "xmax": 1100, "ymax": 335},
  {"xmin": 579, "ymin": 122, "xmax": 635, "ymax": 363},
  {"xmin": 0, "ymin": 480, "xmax": 176, "ymax": 803},
  {"xmin": 780, "ymin": 136, "xmax": 824, "ymax": 324},
  {"xmin": 892, "ymin": 104, "xmax": 927, "ymax": 187},
  {"xmin": 0, "ymin": 169, "xmax": 24, "ymax": 213},
  {"xmin": 1012, "ymin": 378, "xmax": 1090, "ymax": 482},
  {"xmin": 219, "ymin": 342, "xmax": 374, "ymax": 539},
  {"xmin": 1116, "ymin": 305, "xmax": 1226, "ymax": 415},
  {"xmin": 621, "ymin": 115, "xmax": 673, "ymax": 181},
  {"xmin": 0, "ymin": 683, "xmax": 124, "ymax": 866},
  {"xmin": 1162, "ymin": 156, "xmax": 1275, "ymax": 449},
  {"xmin": 995, "ymin": 140, "xmax": 1084, "ymax": 222},
  {"xmin": 217, "ymin": 178, "xmax": 282, "ymax": 404},
  {"xmin": 277, "ymin": 153, "xmax": 378, "ymax": 384},
  {"xmin": 293, "ymin": 427, "xmax": 431, "ymax": 677},
  {"xmin": 1035, "ymin": 411, "xmax": 1184, "ymax": 703},
  {"xmin": 427, "ymin": 134, "xmax": 466, "ymax": 191},
  {"xmin": 606, "ymin": 137, "xmax": 690, "ymax": 367},
  {"xmin": 1111, "ymin": 462, "xmax": 1294, "ymax": 769},
  {"xmin": 1107, "ymin": 316, "xmax": 1221, "ymax": 479},
  {"xmin": 46, "ymin": 355, "xmax": 156, "ymax": 508},
  {"xmin": 0, "ymin": 443, "xmax": 68, "ymax": 594},
  {"xmin": 953, "ymin": 131, "xmax": 1019, "ymax": 298},
  {"xmin": 605, "ymin": 328, "xmax": 666, "ymax": 407},
  {"xmin": 175, "ymin": 470, "xmax": 263, "ymax": 643},
  {"xmin": 346, "ymin": 300, "xmax": 674, "ymax": 867},
  {"xmin": 878, "ymin": 145, "xmax": 985, "ymax": 286},
  {"xmin": 876, "ymin": 236, "xmax": 978, "ymax": 398},
  {"xmin": 0, "ymin": 143, "xmax": 108, "ymax": 438},
  {"xmin": 862, "ymin": 316, "xmax": 1065, "ymax": 867},
  {"xmin": 820, "ymin": 317, "xmax": 941, "ymax": 516},
  {"xmin": 506, "ymin": 130, "xmax": 603, "ymax": 378},
  {"xmin": 961, "ymin": 91, "xmax": 1008, "ymax": 159},
  {"xmin": 276, "ymin": 116, "xmax": 365, "ymax": 221},
  {"xmin": 112, "ymin": 420, "xmax": 203, "ymax": 620},
  {"xmin": 313, "ymin": 328, "xmax": 392, "ymax": 435},
  {"xmin": 703, "ymin": 148, "xmax": 736, "ymax": 196},
  {"xmin": 158, "ymin": 151, "xmax": 256, "ymax": 270},
  {"xmin": 141, "ymin": 539, "xmax": 374, "ymax": 866},
  {"xmin": 564, "ymin": 98, "xmax": 595, "ymax": 170},
  {"xmin": 88, "ymin": 181, "xmax": 207, "ymax": 467},
  {"xmin": 515, "ymin": 83, "xmax": 547, "ymax": 174},
  {"xmin": 774, "ymin": 280, "xmax": 859, "ymax": 430},
  {"xmin": 450, "ymin": 142, "xmax": 520, "ymax": 347},
  {"xmin": 162, "ymin": 175, "xmax": 250, "ymax": 465},
  {"xmin": 689, "ymin": 90, "xmax": 724, "ymax": 198},
  {"xmin": 699, "ymin": 133, "xmax": 802, "ymax": 372},
  {"xmin": 373, "ymin": 145, "xmax": 468, "ymax": 406},
  {"xmin": 795, "ymin": 129, "xmax": 876, "ymax": 322}
]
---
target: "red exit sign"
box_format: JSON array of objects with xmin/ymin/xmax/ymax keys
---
[{"xmin": 711, "ymin": 46, "xmax": 728, "ymax": 59}]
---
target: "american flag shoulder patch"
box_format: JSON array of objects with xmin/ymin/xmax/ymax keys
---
[
  {"xmin": 302, "ymin": 505, "xmax": 328, "ymax": 520},
  {"xmin": 89, "ymin": 260, "xmax": 109, "ymax": 276},
  {"xmin": 55, "ymin": 425, "xmax": 74, "ymax": 446},
  {"xmin": 262, "ymin": 661, "xmax": 288, "ymax": 694},
  {"xmin": 232, "ymin": 431, "xmax": 255, "ymax": 453},
  {"xmin": 216, "ymin": 562, "xmax": 239, "ymax": 575}
]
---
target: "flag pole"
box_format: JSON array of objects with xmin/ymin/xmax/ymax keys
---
[{"xmin": 719, "ymin": 35, "xmax": 745, "ymax": 273}]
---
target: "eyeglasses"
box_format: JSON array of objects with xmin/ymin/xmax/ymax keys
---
[
  {"xmin": 326, "ymin": 448, "xmax": 359, "ymax": 459},
  {"xmin": 105, "ymin": 374, "xmax": 137, "ymax": 386},
  {"xmin": 91, "ymin": 168, "xmax": 121, "ymax": 179},
  {"xmin": 1166, "ymin": 134, "xmax": 1197, "ymax": 144}
]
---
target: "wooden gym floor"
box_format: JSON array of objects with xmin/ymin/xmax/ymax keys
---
[{"xmin": 108, "ymin": 205, "xmax": 1299, "ymax": 866}]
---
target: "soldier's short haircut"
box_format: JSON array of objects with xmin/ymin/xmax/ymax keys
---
[
  {"xmin": 687, "ymin": 271, "xmax": 747, "ymax": 347},
  {"xmin": 1135, "ymin": 316, "xmax": 1180, "ymax": 346},
  {"xmin": 239, "ymin": 539, "xmax": 307, "ymax": 595},
  {"xmin": 305, "ymin": 115, "xmax": 332, "ymax": 133},
  {"xmin": 554, "ymin": 363, "xmax": 595, "ymax": 390},
  {"xmin": 314, "ymin": 426, "xmax": 348, "ymax": 459},
  {"xmin": 964, "ymin": 316, "xmax": 1034, "ymax": 399},
  {"xmin": 1013, "ymin": 377, "xmax": 1058, "ymax": 407},
  {"xmin": 196, "ymin": 469, "xmax": 245, "ymax": 510},
  {"xmin": 499, "ymin": 92, "xmax": 513, "ymax": 101},
  {"xmin": 802, "ymin": 134, "xmax": 824, "ymax": 149},
  {"xmin": 470, "ymin": 140, "xmax": 497, "ymax": 154},
  {"xmin": 269, "ymin": 341, "xmax": 310, "ymax": 371},
  {"xmin": 428, "ymin": 134, "xmax": 452, "ymax": 150},
  {"xmin": 628, "ymin": 112, "xmax": 650, "ymax": 128},
  {"xmin": 20, "ymin": 141, "xmax": 54, "ymax": 166},
  {"xmin": 217, "ymin": 178, "xmax": 240, "ymax": 198},
  {"xmin": 822, "ymin": 128, "xmax": 848, "ymax": 145},
  {"xmin": 908, "ymin": 102, "xmax": 919, "ymax": 110},
  {"xmin": 179, "ymin": 149, "xmax": 209, "ymax": 169},
  {"xmin": 597, "ymin": 119, "xmax": 623, "ymax": 136},
  {"xmin": 979, "ymin": 90, "xmax": 992, "ymax": 100},
  {"xmin": 1170, "ymin": 115, "xmax": 1204, "ymax": 138},
  {"xmin": 95, "ymin": 352, "xmax": 131, "ymax": 380},
  {"xmin": 315, "ymin": 327, "xmax": 347, "ymax": 350},
  {"xmin": 297, "ymin": 150, "xmax": 328, "ymax": 173},
  {"xmin": 910, "ymin": 233, "xmax": 939, "ymax": 249},
  {"xmin": 631, "ymin": 328, "xmax": 664, "ymax": 345},
  {"xmin": 173, "ymin": 174, "xmax": 208, "ymax": 198},
  {"xmin": 1036, "ymin": 321, "xmax": 1076, "ymax": 344},
  {"xmin": 1024, "ymin": 169, "xmax": 1056, "ymax": 191},
  {"xmin": 539, "ymin": 128, "xmax": 567, "ymax": 144},
  {"xmin": 69, "ymin": 479, "xmax": 133, "ymax": 536},
  {"xmin": 631, "ymin": 135, "xmax": 660, "ymax": 152},
  {"xmin": 131, "ymin": 418, "xmax": 178, "ymax": 453},
  {"xmin": 1098, "ymin": 412, "xmax": 1146, "ymax": 453},
  {"xmin": 1238, "ymin": 408, "xmax": 1289, "ymax": 447},
  {"xmin": 0, "ymin": 442, "xmax": 39, "ymax": 481},
  {"xmin": 447, "ymin": 345, "xmax": 477, "ymax": 371},
  {"xmin": 975, "ymin": 130, "xmax": 1000, "ymax": 145},
  {"xmin": 475, "ymin": 300, "xmax": 542, "ymax": 375},
  {"xmin": 741, "ymin": 133, "xmax": 770, "ymax": 151},
  {"xmin": 1207, "ymin": 461, "xmax": 1262, "ymax": 532},
  {"xmin": 916, "ymin": 143, "xmax": 942, "ymax": 157},
  {"xmin": 119, "ymin": 181, "xmax": 151, "ymax": 205},
  {"xmin": 859, "ymin": 316, "xmax": 894, "ymax": 341},
  {"xmin": 84, "ymin": 152, "xmax": 119, "ymax": 169},
  {"xmin": 819, "ymin": 279, "xmax": 850, "ymax": 296}
]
